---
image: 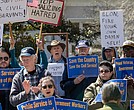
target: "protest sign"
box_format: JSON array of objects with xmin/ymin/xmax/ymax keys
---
[
  {"xmin": 47, "ymin": 63, "xmax": 65, "ymax": 96},
  {"xmin": 27, "ymin": 0, "xmax": 64, "ymax": 25},
  {"xmin": 94, "ymin": 79, "xmax": 127, "ymax": 102},
  {"xmin": 115, "ymin": 58, "xmax": 134, "ymax": 79},
  {"xmin": 130, "ymin": 100, "xmax": 134, "ymax": 110},
  {"xmin": 67, "ymin": 55, "xmax": 99, "ymax": 78},
  {"xmin": 47, "ymin": 63, "xmax": 64, "ymax": 76},
  {"xmin": 0, "ymin": 24, "xmax": 3, "ymax": 46},
  {"xmin": 56, "ymin": 98, "xmax": 88, "ymax": 110},
  {"xmin": 100, "ymin": 10, "xmax": 124, "ymax": 47},
  {"xmin": 0, "ymin": 68, "xmax": 20, "ymax": 90},
  {"xmin": 0, "ymin": 0, "xmax": 28, "ymax": 24},
  {"xmin": 17, "ymin": 96, "xmax": 57, "ymax": 110}
]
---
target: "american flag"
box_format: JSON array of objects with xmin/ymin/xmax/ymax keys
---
[{"xmin": 27, "ymin": 0, "xmax": 38, "ymax": 7}]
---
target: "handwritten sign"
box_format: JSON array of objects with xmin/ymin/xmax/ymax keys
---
[
  {"xmin": 56, "ymin": 98, "xmax": 88, "ymax": 110},
  {"xmin": 100, "ymin": 10, "xmax": 124, "ymax": 47},
  {"xmin": 94, "ymin": 79, "xmax": 127, "ymax": 102},
  {"xmin": 17, "ymin": 96, "xmax": 57, "ymax": 110},
  {"xmin": 0, "ymin": 24, "xmax": 3, "ymax": 46},
  {"xmin": 0, "ymin": 68, "xmax": 20, "ymax": 90},
  {"xmin": 47, "ymin": 63, "xmax": 65, "ymax": 96},
  {"xmin": 115, "ymin": 58, "xmax": 134, "ymax": 79},
  {"xmin": 27, "ymin": 0, "xmax": 64, "ymax": 25},
  {"xmin": 0, "ymin": 0, "xmax": 28, "ymax": 24},
  {"xmin": 130, "ymin": 100, "xmax": 134, "ymax": 110},
  {"xmin": 67, "ymin": 55, "xmax": 99, "ymax": 78},
  {"xmin": 47, "ymin": 63, "xmax": 64, "ymax": 76}
]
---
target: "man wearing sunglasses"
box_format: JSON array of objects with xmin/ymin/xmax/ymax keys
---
[
  {"xmin": 0, "ymin": 37, "xmax": 20, "ymax": 110},
  {"xmin": 122, "ymin": 40, "xmax": 134, "ymax": 58}
]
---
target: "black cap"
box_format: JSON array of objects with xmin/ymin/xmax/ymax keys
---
[{"xmin": 20, "ymin": 47, "xmax": 35, "ymax": 57}]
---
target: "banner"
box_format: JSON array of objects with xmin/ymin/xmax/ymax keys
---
[
  {"xmin": 47, "ymin": 63, "xmax": 65, "ymax": 96},
  {"xmin": 0, "ymin": 24, "xmax": 3, "ymax": 46},
  {"xmin": 67, "ymin": 55, "xmax": 99, "ymax": 78},
  {"xmin": 0, "ymin": 68, "xmax": 21, "ymax": 90},
  {"xmin": 17, "ymin": 96, "xmax": 57, "ymax": 110},
  {"xmin": 94, "ymin": 79, "xmax": 127, "ymax": 102},
  {"xmin": 27, "ymin": 0, "xmax": 64, "ymax": 25},
  {"xmin": 56, "ymin": 98, "xmax": 88, "ymax": 110},
  {"xmin": 100, "ymin": 10, "xmax": 124, "ymax": 47},
  {"xmin": 0, "ymin": 0, "xmax": 28, "ymax": 24},
  {"xmin": 115, "ymin": 58, "xmax": 134, "ymax": 79}
]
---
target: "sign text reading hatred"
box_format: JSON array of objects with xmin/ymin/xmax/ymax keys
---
[{"xmin": 28, "ymin": 0, "xmax": 64, "ymax": 25}]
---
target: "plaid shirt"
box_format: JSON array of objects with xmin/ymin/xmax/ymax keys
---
[{"xmin": 23, "ymin": 65, "xmax": 44, "ymax": 101}]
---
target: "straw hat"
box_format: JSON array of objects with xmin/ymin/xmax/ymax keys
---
[{"xmin": 47, "ymin": 40, "xmax": 66, "ymax": 52}]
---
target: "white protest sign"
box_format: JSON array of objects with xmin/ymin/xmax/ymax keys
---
[
  {"xmin": 47, "ymin": 63, "xmax": 64, "ymax": 76},
  {"xmin": 0, "ymin": 0, "xmax": 28, "ymax": 24},
  {"xmin": 100, "ymin": 10, "xmax": 124, "ymax": 47},
  {"xmin": 0, "ymin": 24, "xmax": 3, "ymax": 46},
  {"xmin": 27, "ymin": 0, "xmax": 64, "ymax": 25}
]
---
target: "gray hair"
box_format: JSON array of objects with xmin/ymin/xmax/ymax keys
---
[{"xmin": 102, "ymin": 82, "xmax": 121, "ymax": 104}]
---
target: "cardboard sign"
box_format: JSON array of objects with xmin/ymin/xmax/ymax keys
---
[
  {"xmin": 115, "ymin": 58, "xmax": 134, "ymax": 79},
  {"xmin": 100, "ymin": 10, "xmax": 124, "ymax": 47},
  {"xmin": 17, "ymin": 97, "xmax": 57, "ymax": 110},
  {"xmin": 94, "ymin": 79, "xmax": 127, "ymax": 102},
  {"xmin": 67, "ymin": 55, "xmax": 99, "ymax": 78},
  {"xmin": 0, "ymin": 68, "xmax": 21, "ymax": 90},
  {"xmin": 47, "ymin": 63, "xmax": 64, "ymax": 76},
  {"xmin": 56, "ymin": 98, "xmax": 88, "ymax": 110},
  {"xmin": 0, "ymin": 24, "xmax": 3, "ymax": 46},
  {"xmin": 27, "ymin": 0, "xmax": 64, "ymax": 25},
  {"xmin": 47, "ymin": 63, "xmax": 65, "ymax": 96},
  {"xmin": 0, "ymin": 0, "xmax": 28, "ymax": 24}
]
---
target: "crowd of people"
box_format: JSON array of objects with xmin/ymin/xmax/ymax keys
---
[{"xmin": 0, "ymin": 36, "xmax": 134, "ymax": 110}]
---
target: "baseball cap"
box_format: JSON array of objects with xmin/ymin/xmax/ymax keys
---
[
  {"xmin": 20, "ymin": 47, "xmax": 35, "ymax": 57},
  {"xmin": 76, "ymin": 40, "xmax": 89, "ymax": 48}
]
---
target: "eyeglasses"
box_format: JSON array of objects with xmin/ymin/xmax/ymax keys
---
[
  {"xmin": 42, "ymin": 84, "xmax": 53, "ymax": 89},
  {"xmin": 100, "ymin": 70, "xmax": 110, "ymax": 73},
  {"xmin": 123, "ymin": 47, "xmax": 134, "ymax": 52},
  {"xmin": 0, "ymin": 57, "xmax": 9, "ymax": 61}
]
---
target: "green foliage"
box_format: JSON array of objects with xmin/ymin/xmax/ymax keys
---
[{"xmin": 2, "ymin": 17, "xmax": 100, "ymax": 57}]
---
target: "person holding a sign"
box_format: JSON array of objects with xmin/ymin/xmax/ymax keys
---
[
  {"xmin": 38, "ymin": 76, "xmax": 60, "ymax": 98},
  {"xmin": 47, "ymin": 40, "xmax": 66, "ymax": 97},
  {"xmin": 122, "ymin": 40, "xmax": 134, "ymax": 58},
  {"xmin": 83, "ymin": 60, "xmax": 115, "ymax": 109},
  {"xmin": 9, "ymin": 47, "xmax": 46, "ymax": 107},
  {"xmin": 60, "ymin": 40, "xmax": 96, "ymax": 101},
  {"xmin": 0, "ymin": 36, "xmax": 20, "ymax": 110},
  {"xmin": 96, "ymin": 82, "xmax": 122, "ymax": 110}
]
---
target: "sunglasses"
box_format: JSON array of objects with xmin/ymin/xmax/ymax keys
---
[
  {"xmin": 42, "ymin": 84, "xmax": 53, "ymax": 89},
  {"xmin": 100, "ymin": 70, "xmax": 110, "ymax": 73},
  {"xmin": 0, "ymin": 57, "xmax": 9, "ymax": 61},
  {"xmin": 123, "ymin": 47, "xmax": 134, "ymax": 52}
]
